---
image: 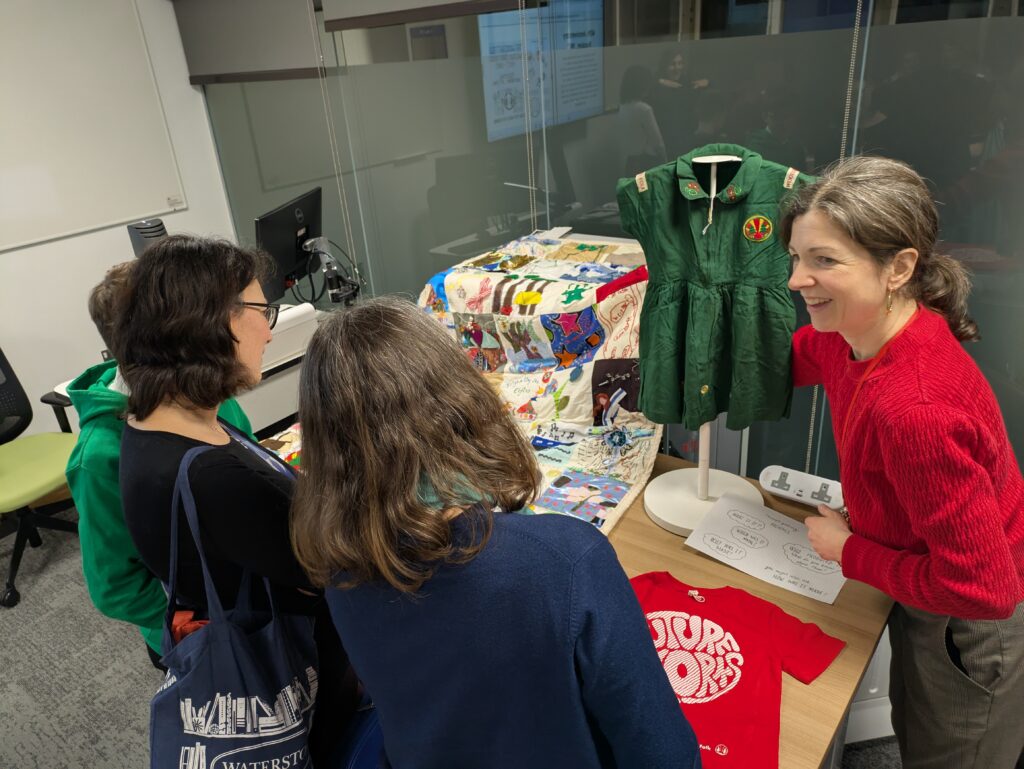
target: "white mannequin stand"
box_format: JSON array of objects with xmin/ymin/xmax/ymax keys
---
[
  {"xmin": 643, "ymin": 153, "xmax": 763, "ymax": 536},
  {"xmin": 644, "ymin": 422, "xmax": 763, "ymax": 536}
]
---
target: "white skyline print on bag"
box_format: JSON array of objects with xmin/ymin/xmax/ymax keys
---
[{"xmin": 177, "ymin": 666, "xmax": 318, "ymax": 739}]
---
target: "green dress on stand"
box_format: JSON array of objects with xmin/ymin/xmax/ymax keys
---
[{"xmin": 616, "ymin": 143, "xmax": 814, "ymax": 430}]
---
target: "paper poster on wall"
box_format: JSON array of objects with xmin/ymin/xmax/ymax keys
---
[{"xmin": 686, "ymin": 494, "xmax": 847, "ymax": 604}]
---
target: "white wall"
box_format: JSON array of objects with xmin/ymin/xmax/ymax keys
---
[{"xmin": 0, "ymin": 0, "xmax": 235, "ymax": 435}]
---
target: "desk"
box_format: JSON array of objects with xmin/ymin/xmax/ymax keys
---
[{"xmin": 608, "ymin": 454, "xmax": 893, "ymax": 769}]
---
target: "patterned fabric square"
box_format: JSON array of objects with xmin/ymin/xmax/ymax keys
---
[
  {"xmin": 418, "ymin": 235, "xmax": 660, "ymax": 536},
  {"xmin": 533, "ymin": 470, "xmax": 631, "ymax": 527},
  {"xmin": 540, "ymin": 308, "xmax": 606, "ymax": 369},
  {"xmin": 494, "ymin": 317, "xmax": 557, "ymax": 373},
  {"xmin": 453, "ymin": 313, "xmax": 506, "ymax": 373},
  {"xmin": 592, "ymin": 359, "xmax": 642, "ymax": 424}
]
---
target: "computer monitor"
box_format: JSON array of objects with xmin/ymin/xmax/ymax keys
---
[{"xmin": 254, "ymin": 187, "xmax": 322, "ymax": 302}]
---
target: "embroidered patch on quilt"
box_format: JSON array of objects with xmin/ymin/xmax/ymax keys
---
[
  {"xmin": 541, "ymin": 307, "xmax": 606, "ymax": 369},
  {"xmin": 533, "ymin": 470, "xmax": 631, "ymax": 527},
  {"xmin": 454, "ymin": 313, "xmax": 506, "ymax": 373}
]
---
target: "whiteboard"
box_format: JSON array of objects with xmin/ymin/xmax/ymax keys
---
[{"xmin": 0, "ymin": 0, "xmax": 186, "ymax": 253}]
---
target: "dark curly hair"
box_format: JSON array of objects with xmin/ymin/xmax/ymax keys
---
[{"xmin": 116, "ymin": 234, "xmax": 272, "ymax": 419}]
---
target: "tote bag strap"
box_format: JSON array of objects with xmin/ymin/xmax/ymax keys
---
[
  {"xmin": 215, "ymin": 424, "xmax": 290, "ymax": 614},
  {"xmin": 164, "ymin": 445, "xmax": 227, "ymax": 648},
  {"xmin": 163, "ymin": 446, "xmax": 285, "ymax": 652},
  {"xmin": 233, "ymin": 569, "xmax": 280, "ymax": 616},
  {"xmin": 220, "ymin": 420, "xmax": 297, "ymax": 480}
]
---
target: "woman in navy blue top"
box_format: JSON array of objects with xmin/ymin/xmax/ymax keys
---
[{"xmin": 291, "ymin": 296, "xmax": 700, "ymax": 769}]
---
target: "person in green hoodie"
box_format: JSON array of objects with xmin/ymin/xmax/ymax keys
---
[{"xmin": 65, "ymin": 261, "xmax": 254, "ymax": 668}]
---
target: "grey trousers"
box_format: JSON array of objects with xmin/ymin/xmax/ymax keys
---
[{"xmin": 888, "ymin": 600, "xmax": 1024, "ymax": 769}]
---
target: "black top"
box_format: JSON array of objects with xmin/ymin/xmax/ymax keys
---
[
  {"xmin": 120, "ymin": 422, "xmax": 316, "ymax": 616},
  {"xmin": 120, "ymin": 421, "xmax": 360, "ymax": 755}
]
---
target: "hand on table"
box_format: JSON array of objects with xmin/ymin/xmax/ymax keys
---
[{"xmin": 805, "ymin": 505, "xmax": 852, "ymax": 565}]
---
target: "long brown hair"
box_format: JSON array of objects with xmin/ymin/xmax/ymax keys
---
[
  {"xmin": 780, "ymin": 155, "xmax": 979, "ymax": 341},
  {"xmin": 290, "ymin": 297, "xmax": 539, "ymax": 593}
]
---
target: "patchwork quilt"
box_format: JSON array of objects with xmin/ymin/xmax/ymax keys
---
[{"xmin": 417, "ymin": 235, "xmax": 660, "ymax": 534}]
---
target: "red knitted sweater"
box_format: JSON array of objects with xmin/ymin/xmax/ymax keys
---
[{"xmin": 793, "ymin": 307, "xmax": 1024, "ymax": 619}]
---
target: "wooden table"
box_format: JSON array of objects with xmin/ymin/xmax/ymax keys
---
[{"xmin": 608, "ymin": 454, "xmax": 893, "ymax": 769}]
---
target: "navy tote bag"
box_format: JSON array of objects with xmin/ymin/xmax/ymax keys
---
[{"xmin": 150, "ymin": 446, "xmax": 319, "ymax": 769}]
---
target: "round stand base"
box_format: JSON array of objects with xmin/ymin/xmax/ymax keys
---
[{"xmin": 644, "ymin": 468, "xmax": 763, "ymax": 537}]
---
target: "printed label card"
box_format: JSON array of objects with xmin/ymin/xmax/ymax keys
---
[{"xmin": 686, "ymin": 494, "xmax": 847, "ymax": 604}]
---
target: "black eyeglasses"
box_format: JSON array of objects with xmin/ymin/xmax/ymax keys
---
[{"xmin": 237, "ymin": 301, "xmax": 280, "ymax": 329}]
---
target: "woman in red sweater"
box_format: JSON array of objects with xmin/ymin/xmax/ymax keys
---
[{"xmin": 782, "ymin": 156, "xmax": 1023, "ymax": 768}]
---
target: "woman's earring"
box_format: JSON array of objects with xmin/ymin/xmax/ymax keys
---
[{"xmin": 886, "ymin": 289, "xmax": 894, "ymax": 315}]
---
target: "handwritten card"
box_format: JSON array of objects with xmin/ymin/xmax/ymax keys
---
[{"xmin": 685, "ymin": 494, "xmax": 847, "ymax": 604}]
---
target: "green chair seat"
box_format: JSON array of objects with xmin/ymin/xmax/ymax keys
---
[{"xmin": 0, "ymin": 432, "xmax": 78, "ymax": 513}]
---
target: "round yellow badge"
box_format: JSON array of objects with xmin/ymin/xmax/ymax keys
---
[{"xmin": 743, "ymin": 215, "xmax": 773, "ymax": 242}]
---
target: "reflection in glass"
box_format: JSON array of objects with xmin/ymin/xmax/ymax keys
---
[
  {"xmin": 201, "ymin": 3, "xmax": 1022, "ymax": 468},
  {"xmin": 855, "ymin": 15, "xmax": 1024, "ymax": 464}
]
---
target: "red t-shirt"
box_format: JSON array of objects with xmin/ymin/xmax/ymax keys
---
[{"xmin": 631, "ymin": 572, "xmax": 845, "ymax": 769}]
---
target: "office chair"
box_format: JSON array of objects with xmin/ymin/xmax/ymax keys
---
[{"xmin": 0, "ymin": 345, "xmax": 78, "ymax": 607}]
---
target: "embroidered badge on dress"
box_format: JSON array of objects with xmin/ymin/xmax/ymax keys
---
[{"xmin": 742, "ymin": 214, "xmax": 773, "ymax": 242}]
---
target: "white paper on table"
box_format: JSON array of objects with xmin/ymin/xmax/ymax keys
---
[{"xmin": 685, "ymin": 493, "xmax": 847, "ymax": 604}]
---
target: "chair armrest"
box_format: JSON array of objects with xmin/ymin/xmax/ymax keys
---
[
  {"xmin": 40, "ymin": 391, "xmax": 72, "ymax": 409},
  {"xmin": 40, "ymin": 391, "xmax": 73, "ymax": 434}
]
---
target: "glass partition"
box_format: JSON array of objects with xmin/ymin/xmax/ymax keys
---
[
  {"xmin": 203, "ymin": 0, "xmax": 1021, "ymax": 471},
  {"xmin": 326, "ymin": 14, "xmax": 541, "ymax": 299},
  {"xmin": 530, "ymin": 1, "xmax": 864, "ymax": 471},
  {"xmin": 205, "ymin": 75, "xmax": 367, "ymax": 307},
  {"xmin": 853, "ymin": 12, "xmax": 1024, "ymax": 466}
]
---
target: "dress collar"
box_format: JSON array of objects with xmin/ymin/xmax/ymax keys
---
[{"xmin": 676, "ymin": 143, "xmax": 762, "ymax": 203}]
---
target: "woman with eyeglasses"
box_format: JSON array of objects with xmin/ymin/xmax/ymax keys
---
[{"xmin": 115, "ymin": 234, "xmax": 358, "ymax": 761}]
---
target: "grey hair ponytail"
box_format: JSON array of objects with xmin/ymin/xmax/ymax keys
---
[
  {"xmin": 909, "ymin": 251, "xmax": 978, "ymax": 341},
  {"xmin": 780, "ymin": 156, "xmax": 980, "ymax": 342}
]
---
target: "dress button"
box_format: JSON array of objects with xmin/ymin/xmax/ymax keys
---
[{"xmin": 700, "ymin": 384, "xmax": 709, "ymax": 395}]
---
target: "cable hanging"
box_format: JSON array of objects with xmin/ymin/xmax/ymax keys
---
[
  {"xmin": 517, "ymin": 0, "xmax": 539, "ymax": 232},
  {"xmin": 804, "ymin": 0, "xmax": 864, "ymax": 473},
  {"xmin": 304, "ymin": 1, "xmax": 365, "ymax": 292}
]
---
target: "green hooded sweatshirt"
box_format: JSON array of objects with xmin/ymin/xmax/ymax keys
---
[{"xmin": 65, "ymin": 360, "xmax": 254, "ymax": 653}]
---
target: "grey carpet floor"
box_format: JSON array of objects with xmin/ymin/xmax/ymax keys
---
[
  {"xmin": 1, "ymin": 508, "xmax": 901, "ymax": 768},
  {"xmin": 842, "ymin": 737, "xmax": 902, "ymax": 768},
  {"xmin": 0, "ymin": 509, "xmax": 159, "ymax": 768}
]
